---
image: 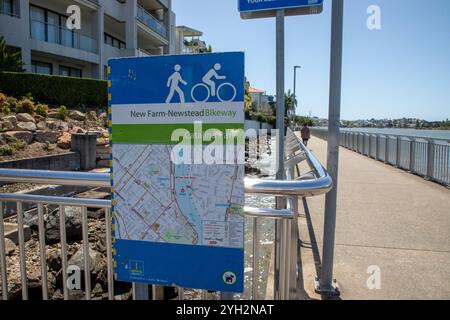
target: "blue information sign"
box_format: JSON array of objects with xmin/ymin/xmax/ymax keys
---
[
  {"xmin": 239, "ymin": 0, "xmax": 323, "ymax": 13},
  {"xmin": 108, "ymin": 53, "xmax": 246, "ymax": 292}
]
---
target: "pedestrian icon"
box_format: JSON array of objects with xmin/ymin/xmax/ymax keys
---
[{"xmin": 166, "ymin": 64, "xmax": 187, "ymax": 103}]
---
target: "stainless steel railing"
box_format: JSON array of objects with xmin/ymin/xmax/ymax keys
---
[
  {"xmin": 311, "ymin": 128, "xmax": 450, "ymax": 186},
  {"xmin": 0, "ymin": 133, "xmax": 332, "ymax": 300}
]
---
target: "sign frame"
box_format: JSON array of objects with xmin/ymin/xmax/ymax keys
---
[{"xmin": 238, "ymin": 0, "xmax": 323, "ymax": 19}]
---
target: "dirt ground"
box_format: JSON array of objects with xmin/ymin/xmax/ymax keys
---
[{"xmin": 0, "ymin": 142, "xmax": 71, "ymax": 162}]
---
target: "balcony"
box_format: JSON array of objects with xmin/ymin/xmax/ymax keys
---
[
  {"xmin": 136, "ymin": 4, "xmax": 167, "ymax": 39},
  {"xmin": 30, "ymin": 19, "xmax": 98, "ymax": 54}
]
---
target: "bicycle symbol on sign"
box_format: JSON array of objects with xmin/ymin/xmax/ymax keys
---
[{"xmin": 166, "ymin": 63, "xmax": 237, "ymax": 103}]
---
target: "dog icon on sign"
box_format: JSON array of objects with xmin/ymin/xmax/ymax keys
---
[{"xmin": 223, "ymin": 271, "xmax": 237, "ymax": 285}]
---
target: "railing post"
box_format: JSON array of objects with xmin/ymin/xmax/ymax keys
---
[
  {"xmin": 410, "ymin": 139, "xmax": 416, "ymax": 173},
  {"xmin": 396, "ymin": 136, "xmax": 401, "ymax": 167},
  {"xmin": 375, "ymin": 134, "xmax": 379, "ymax": 160},
  {"xmin": 252, "ymin": 217, "xmax": 260, "ymax": 300},
  {"xmin": 0, "ymin": 202, "xmax": 8, "ymax": 300},
  {"xmin": 426, "ymin": 139, "xmax": 436, "ymax": 180},
  {"xmin": 385, "ymin": 136, "xmax": 389, "ymax": 164}
]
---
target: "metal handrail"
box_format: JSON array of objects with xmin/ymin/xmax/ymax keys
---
[
  {"xmin": 0, "ymin": 131, "xmax": 333, "ymax": 301},
  {"xmin": 0, "ymin": 168, "xmax": 333, "ymax": 198}
]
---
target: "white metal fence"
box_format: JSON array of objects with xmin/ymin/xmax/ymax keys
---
[{"xmin": 311, "ymin": 128, "xmax": 450, "ymax": 186}]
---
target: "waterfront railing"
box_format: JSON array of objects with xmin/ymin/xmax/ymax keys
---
[
  {"xmin": 310, "ymin": 128, "xmax": 450, "ymax": 186},
  {"xmin": 0, "ymin": 131, "xmax": 332, "ymax": 300}
]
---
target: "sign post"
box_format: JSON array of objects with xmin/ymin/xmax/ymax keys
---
[
  {"xmin": 318, "ymin": 0, "xmax": 344, "ymax": 298},
  {"xmin": 239, "ymin": 0, "xmax": 324, "ymax": 301},
  {"xmin": 108, "ymin": 52, "xmax": 246, "ymax": 296}
]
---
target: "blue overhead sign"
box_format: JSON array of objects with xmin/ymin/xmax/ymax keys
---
[{"xmin": 239, "ymin": 0, "xmax": 323, "ymax": 13}]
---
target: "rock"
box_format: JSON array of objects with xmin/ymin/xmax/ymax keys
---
[
  {"xmin": 68, "ymin": 247, "xmax": 104, "ymax": 274},
  {"xmin": 34, "ymin": 115, "xmax": 45, "ymax": 122},
  {"xmin": 57, "ymin": 132, "xmax": 71, "ymax": 149},
  {"xmin": 35, "ymin": 131, "xmax": 59, "ymax": 143},
  {"xmin": 70, "ymin": 126, "xmax": 86, "ymax": 134},
  {"xmin": 44, "ymin": 206, "xmax": 83, "ymax": 244},
  {"xmin": 46, "ymin": 249, "xmax": 62, "ymax": 272},
  {"xmin": 3, "ymin": 222, "xmax": 32, "ymax": 244},
  {"xmin": 92, "ymin": 283, "xmax": 104, "ymax": 297},
  {"xmin": 36, "ymin": 121, "xmax": 47, "ymax": 131},
  {"xmin": 69, "ymin": 110, "xmax": 86, "ymax": 121},
  {"xmin": 0, "ymin": 133, "xmax": 7, "ymax": 145},
  {"xmin": 3, "ymin": 115, "xmax": 17, "ymax": 128},
  {"xmin": 2, "ymin": 119, "xmax": 15, "ymax": 131},
  {"xmin": 5, "ymin": 131, "xmax": 34, "ymax": 144},
  {"xmin": 88, "ymin": 208, "xmax": 105, "ymax": 220},
  {"xmin": 47, "ymin": 111, "xmax": 59, "ymax": 119},
  {"xmin": 88, "ymin": 111, "xmax": 98, "ymax": 121},
  {"xmin": 52, "ymin": 289, "xmax": 64, "ymax": 300},
  {"xmin": 46, "ymin": 120, "xmax": 68, "ymax": 132},
  {"xmin": 96, "ymin": 137, "xmax": 109, "ymax": 146},
  {"xmin": 16, "ymin": 121, "xmax": 37, "ymax": 132},
  {"xmin": 4, "ymin": 238, "xmax": 16, "ymax": 255},
  {"xmin": 17, "ymin": 113, "xmax": 36, "ymax": 123}
]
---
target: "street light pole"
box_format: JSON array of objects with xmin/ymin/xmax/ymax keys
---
[{"xmin": 293, "ymin": 65, "xmax": 301, "ymax": 129}]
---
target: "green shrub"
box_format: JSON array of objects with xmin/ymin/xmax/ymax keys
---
[
  {"xmin": 1, "ymin": 102, "xmax": 11, "ymax": 115},
  {"xmin": 0, "ymin": 92, "xmax": 6, "ymax": 105},
  {"xmin": 16, "ymin": 98, "xmax": 35, "ymax": 114},
  {"xmin": 57, "ymin": 106, "xmax": 67, "ymax": 120},
  {"xmin": 0, "ymin": 72, "xmax": 108, "ymax": 109},
  {"xmin": 42, "ymin": 141, "xmax": 56, "ymax": 151},
  {"xmin": 6, "ymin": 96, "xmax": 17, "ymax": 111},
  {"xmin": 35, "ymin": 103, "xmax": 49, "ymax": 117},
  {"xmin": 0, "ymin": 144, "xmax": 14, "ymax": 156},
  {"xmin": 20, "ymin": 92, "xmax": 34, "ymax": 101},
  {"xmin": 5, "ymin": 135, "xmax": 26, "ymax": 150}
]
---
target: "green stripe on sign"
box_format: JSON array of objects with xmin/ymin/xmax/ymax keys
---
[{"xmin": 112, "ymin": 123, "xmax": 245, "ymax": 145}]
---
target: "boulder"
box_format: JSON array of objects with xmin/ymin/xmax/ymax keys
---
[
  {"xmin": 46, "ymin": 120, "xmax": 69, "ymax": 132},
  {"xmin": 17, "ymin": 113, "xmax": 36, "ymax": 123},
  {"xmin": 46, "ymin": 249, "xmax": 62, "ymax": 272},
  {"xmin": 34, "ymin": 115, "xmax": 45, "ymax": 122},
  {"xmin": 4, "ymin": 238, "xmax": 17, "ymax": 255},
  {"xmin": 57, "ymin": 132, "xmax": 71, "ymax": 149},
  {"xmin": 68, "ymin": 247, "xmax": 104, "ymax": 274},
  {"xmin": 88, "ymin": 111, "xmax": 98, "ymax": 121},
  {"xmin": 3, "ymin": 222, "xmax": 32, "ymax": 244},
  {"xmin": 2, "ymin": 119, "xmax": 15, "ymax": 131},
  {"xmin": 0, "ymin": 133, "xmax": 7, "ymax": 145},
  {"xmin": 70, "ymin": 126, "xmax": 86, "ymax": 134},
  {"xmin": 3, "ymin": 115, "xmax": 17, "ymax": 128},
  {"xmin": 36, "ymin": 121, "xmax": 47, "ymax": 131},
  {"xmin": 69, "ymin": 110, "xmax": 86, "ymax": 121},
  {"xmin": 44, "ymin": 206, "xmax": 82, "ymax": 244},
  {"xmin": 16, "ymin": 121, "xmax": 37, "ymax": 132},
  {"xmin": 47, "ymin": 111, "xmax": 59, "ymax": 119},
  {"xmin": 5, "ymin": 131, "xmax": 34, "ymax": 144},
  {"xmin": 35, "ymin": 131, "xmax": 59, "ymax": 143}
]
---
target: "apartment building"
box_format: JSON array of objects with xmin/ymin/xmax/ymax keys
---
[{"xmin": 0, "ymin": 0, "xmax": 176, "ymax": 79}]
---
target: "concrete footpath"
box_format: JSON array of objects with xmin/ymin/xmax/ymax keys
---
[{"xmin": 296, "ymin": 136, "xmax": 450, "ymax": 300}]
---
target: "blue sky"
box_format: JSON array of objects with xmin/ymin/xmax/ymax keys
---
[{"xmin": 173, "ymin": 0, "xmax": 450, "ymax": 121}]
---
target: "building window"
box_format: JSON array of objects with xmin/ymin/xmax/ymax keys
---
[
  {"xmin": 59, "ymin": 65, "xmax": 82, "ymax": 78},
  {"xmin": 0, "ymin": 0, "xmax": 17, "ymax": 16},
  {"xmin": 31, "ymin": 60, "xmax": 53, "ymax": 75},
  {"xmin": 104, "ymin": 33, "xmax": 126, "ymax": 49}
]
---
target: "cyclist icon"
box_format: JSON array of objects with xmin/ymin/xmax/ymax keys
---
[{"xmin": 191, "ymin": 63, "xmax": 237, "ymax": 103}]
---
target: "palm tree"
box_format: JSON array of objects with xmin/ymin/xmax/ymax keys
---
[
  {"xmin": 0, "ymin": 36, "xmax": 24, "ymax": 72},
  {"xmin": 284, "ymin": 89, "xmax": 297, "ymax": 118}
]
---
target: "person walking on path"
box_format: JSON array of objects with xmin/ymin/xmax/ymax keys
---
[{"xmin": 301, "ymin": 124, "xmax": 311, "ymax": 146}]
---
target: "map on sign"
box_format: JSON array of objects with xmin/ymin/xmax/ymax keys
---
[
  {"xmin": 113, "ymin": 144, "xmax": 245, "ymax": 248},
  {"xmin": 109, "ymin": 52, "xmax": 245, "ymax": 292}
]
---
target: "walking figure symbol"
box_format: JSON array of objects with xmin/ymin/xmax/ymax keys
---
[
  {"xmin": 165, "ymin": 63, "xmax": 237, "ymax": 103},
  {"xmin": 166, "ymin": 64, "xmax": 187, "ymax": 103}
]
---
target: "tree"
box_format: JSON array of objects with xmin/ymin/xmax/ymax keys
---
[
  {"xmin": 295, "ymin": 116, "xmax": 313, "ymax": 127},
  {"xmin": 284, "ymin": 89, "xmax": 296, "ymax": 118},
  {"xmin": 0, "ymin": 36, "xmax": 24, "ymax": 72},
  {"xmin": 244, "ymin": 84, "xmax": 252, "ymax": 113}
]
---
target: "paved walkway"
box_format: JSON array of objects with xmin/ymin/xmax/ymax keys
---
[{"xmin": 296, "ymin": 136, "xmax": 450, "ymax": 300}]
